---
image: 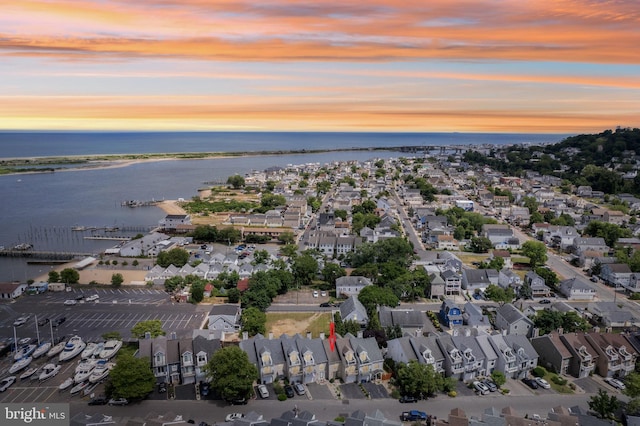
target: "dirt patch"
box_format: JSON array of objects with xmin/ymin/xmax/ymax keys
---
[{"xmin": 267, "ymin": 312, "xmax": 329, "ymax": 337}]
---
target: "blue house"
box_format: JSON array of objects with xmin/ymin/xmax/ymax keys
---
[{"xmin": 439, "ymin": 299, "xmax": 463, "ymax": 327}]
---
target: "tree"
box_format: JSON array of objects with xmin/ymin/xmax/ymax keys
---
[
  {"xmin": 279, "ymin": 244, "xmax": 298, "ymax": 258},
  {"xmin": 203, "ymin": 346, "xmax": 258, "ymax": 402},
  {"xmin": 107, "ymin": 353, "xmax": 155, "ymax": 400},
  {"xmin": 584, "ymin": 221, "xmax": 632, "ymax": 247},
  {"xmin": 623, "ymin": 372, "xmax": 640, "ymax": 399},
  {"xmin": 227, "ymin": 287, "xmax": 241, "ymax": 303},
  {"xmin": 357, "ymin": 285, "xmax": 398, "ymax": 314},
  {"xmin": 535, "ymin": 267, "xmax": 559, "ymax": 289},
  {"xmin": 241, "ymin": 307, "xmax": 266, "ymax": 337},
  {"xmin": 131, "ymin": 319, "xmax": 165, "ymax": 339},
  {"xmin": 483, "ymin": 284, "xmax": 515, "ymax": 305},
  {"xmin": 48, "ymin": 270, "xmax": 60, "ymax": 283},
  {"xmin": 521, "ymin": 240, "xmax": 548, "ymax": 268},
  {"xmin": 588, "ymin": 388, "xmax": 619, "ymax": 419},
  {"xmin": 252, "ymin": 249, "xmax": 270, "ymax": 264},
  {"xmin": 291, "ymin": 253, "xmax": 318, "ymax": 287},
  {"xmin": 522, "ymin": 196, "xmax": 539, "ymax": 215},
  {"xmin": 491, "ymin": 370, "xmax": 506, "ymax": 387},
  {"xmin": 395, "ymin": 361, "xmax": 442, "ymax": 398},
  {"xmin": 111, "ymin": 273, "xmax": 124, "ymax": 287},
  {"xmin": 226, "ymin": 175, "xmax": 245, "ymax": 189},
  {"xmin": 190, "ymin": 281, "xmax": 205, "ymax": 303},
  {"xmin": 60, "ymin": 268, "xmax": 80, "ymax": 284},
  {"xmin": 468, "ymin": 236, "xmax": 493, "ymax": 253},
  {"xmin": 316, "ymin": 181, "xmax": 331, "ymax": 194},
  {"xmin": 322, "ymin": 263, "xmax": 346, "ymax": 286},
  {"xmin": 533, "ymin": 310, "xmax": 563, "ymax": 335},
  {"xmin": 156, "ymin": 247, "xmax": 190, "ymax": 268},
  {"xmin": 278, "ymin": 231, "xmax": 296, "ymax": 245}
]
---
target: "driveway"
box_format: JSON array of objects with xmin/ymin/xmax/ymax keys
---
[
  {"xmin": 362, "ymin": 383, "xmax": 389, "ymax": 399},
  {"xmin": 306, "ymin": 383, "xmax": 335, "ymax": 400},
  {"xmin": 340, "ymin": 383, "xmax": 367, "ymax": 399}
]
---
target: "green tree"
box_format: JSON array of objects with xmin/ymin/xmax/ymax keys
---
[
  {"xmin": 395, "ymin": 361, "xmax": 442, "ymax": 398},
  {"xmin": 357, "ymin": 285, "xmax": 398, "ymax": 315},
  {"xmin": 279, "ymin": 244, "xmax": 298, "ymax": 258},
  {"xmin": 156, "ymin": 247, "xmax": 190, "ymax": 268},
  {"xmin": 48, "ymin": 270, "xmax": 60, "ymax": 283},
  {"xmin": 533, "ymin": 310, "xmax": 563, "ymax": 335},
  {"xmin": 316, "ymin": 181, "xmax": 331, "ymax": 194},
  {"xmin": 588, "ymin": 388, "xmax": 619, "ymax": 419},
  {"xmin": 334, "ymin": 209, "xmax": 348, "ymax": 221},
  {"xmin": 101, "ymin": 331, "xmax": 122, "ymax": 341},
  {"xmin": 203, "ymin": 346, "xmax": 258, "ymax": 402},
  {"xmin": 522, "ymin": 196, "xmax": 539, "ymax": 215},
  {"xmin": 468, "ymin": 236, "xmax": 493, "ymax": 253},
  {"xmin": 226, "ymin": 175, "xmax": 245, "ymax": 189},
  {"xmin": 107, "ymin": 353, "xmax": 155, "ymax": 400},
  {"xmin": 623, "ymin": 372, "xmax": 640, "ymax": 399},
  {"xmin": 190, "ymin": 281, "xmax": 205, "ymax": 303},
  {"xmin": 227, "ymin": 287, "xmax": 241, "ymax": 303},
  {"xmin": 111, "ymin": 273, "xmax": 124, "ymax": 287},
  {"xmin": 322, "ymin": 263, "xmax": 346, "ymax": 286},
  {"xmin": 241, "ymin": 307, "xmax": 266, "ymax": 337},
  {"xmin": 491, "ymin": 370, "xmax": 506, "ymax": 387},
  {"xmin": 291, "ymin": 253, "xmax": 318, "ymax": 287},
  {"xmin": 584, "ymin": 220, "xmax": 632, "ymax": 247},
  {"xmin": 535, "ymin": 267, "xmax": 559, "ymax": 289},
  {"xmin": 483, "ymin": 284, "xmax": 515, "ymax": 305},
  {"xmin": 252, "ymin": 249, "xmax": 270, "ymax": 264},
  {"xmin": 277, "ymin": 231, "xmax": 296, "ymax": 245},
  {"xmin": 131, "ymin": 319, "xmax": 166, "ymax": 339},
  {"xmin": 521, "ymin": 240, "xmax": 548, "ymax": 268},
  {"xmin": 60, "ymin": 268, "xmax": 80, "ymax": 284}
]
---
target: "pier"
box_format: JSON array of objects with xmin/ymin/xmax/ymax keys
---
[
  {"xmin": 0, "ymin": 250, "xmax": 93, "ymax": 260},
  {"xmin": 84, "ymin": 236, "xmax": 132, "ymax": 241},
  {"xmin": 121, "ymin": 199, "xmax": 162, "ymax": 208}
]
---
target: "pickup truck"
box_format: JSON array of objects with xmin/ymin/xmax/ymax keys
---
[{"xmin": 401, "ymin": 410, "xmax": 427, "ymax": 421}]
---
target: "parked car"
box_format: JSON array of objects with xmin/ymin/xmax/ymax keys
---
[
  {"xmin": 13, "ymin": 316, "xmax": 29, "ymax": 327},
  {"xmin": 228, "ymin": 398, "xmax": 247, "ymax": 405},
  {"xmin": 482, "ymin": 379, "xmax": 498, "ymax": 392},
  {"xmin": 108, "ymin": 398, "xmax": 129, "ymax": 406},
  {"xmin": 401, "ymin": 410, "xmax": 427, "ymax": 421},
  {"xmin": 399, "ymin": 395, "xmax": 418, "ymax": 403},
  {"xmin": 473, "ymin": 381, "xmax": 490, "ymax": 395},
  {"xmin": 85, "ymin": 294, "xmax": 99, "ymax": 302},
  {"xmin": 522, "ymin": 378, "xmax": 539, "ymax": 389},
  {"xmin": 75, "ymin": 294, "xmax": 85, "ymax": 301},
  {"xmin": 284, "ymin": 384, "xmax": 295, "ymax": 398},
  {"xmin": 200, "ymin": 382, "xmax": 210, "ymax": 396},
  {"xmin": 539, "ymin": 299, "xmax": 551, "ymax": 304},
  {"xmin": 53, "ymin": 317, "xmax": 66, "ymax": 327},
  {"xmin": 88, "ymin": 396, "xmax": 108, "ymax": 406},
  {"xmin": 321, "ymin": 291, "xmax": 327, "ymax": 297},
  {"xmin": 312, "ymin": 291, "xmax": 319, "ymax": 298},
  {"xmin": 64, "ymin": 299, "xmax": 77, "ymax": 306},
  {"xmin": 257, "ymin": 384, "xmax": 269, "ymax": 399},
  {"xmin": 535, "ymin": 377, "xmax": 551, "ymax": 389},
  {"xmin": 294, "ymin": 382, "xmax": 306, "ymax": 395},
  {"xmin": 590, "ymin": 276, "xmax": 599, "ymax": 282},
  {"xmin": 225, "ymin": 413, "xmax": 244, "ymax": 422},
  {"xmin": 320, "ymin": 302, "xmax": 333, "ymax": 307},
  {"xmin": 605, "ymin": 377, "xmax": 626, "ymax": 390},
  {"xmin": 37, "ymin": 318, "xmax": 50, "ymax": 326}
]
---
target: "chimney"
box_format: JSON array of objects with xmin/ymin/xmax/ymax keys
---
[
  {"xmin": 320, "ymin": 332, "xmax": 325, "ymax": 340},
  {"xmin": 557, "ymin": 327, "xmax": 564, "ymax": 335},
  {"xmin": 269, "ymin": 332, "xmax": 274, "ymax": 340},
  {"xmin": 170, "ymin": 332, "xmax": 177, "ymax": 340},
  {"xmin": 307, "ymin": 332, "xmax": 312, "ymax": 339},
  {"xmin": 242, "ymin": 331, "xmax": 248, "ymax": 340},
  {"xmin": 144, "ymin": 332, "xmax": 151, "ymax": 339},
  {"xmin": 357, "ymin": 330, "xmax": 363, "ymax": 338}
]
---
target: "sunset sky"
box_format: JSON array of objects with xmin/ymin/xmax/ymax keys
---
[{"xmin": 1, "ymin": 0, "xmax": 639, "ymax": 133}]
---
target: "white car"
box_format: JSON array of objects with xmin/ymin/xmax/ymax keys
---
[
  {"xmin": 534, "ymin": 377, "xmax": 551, "ymax": 389},
  {"xmin": 257, "ymin": 384, "xmax": 269, "ymax": 399},
  {"xmin": 225, "ymin": 413, "xmax": 244, "ymax": 422},
  {"xmin": 85, "ymin": 294, "xmax": 99, "ymax": 302},
  {"xmin": 64, "ymin": 299, "xmax": 77, "ymax": 306},
  {"xmin": 312, "ymin": 291, "xmax": 318, "ymax": 298},
  {"xmin": 606, "ymin": 377, "xmax": 626, "ymax": 390},
  {"xmin": 473, "ymin": 381, "xmax": 489, "ymax": 395},
  {"xmin": 13, "ymin": 316, "xmax": 29, "ymax": 327}
]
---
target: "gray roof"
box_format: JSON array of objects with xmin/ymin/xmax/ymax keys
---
[
  {"xmin": 348, "ymin": 334, "xmax": 384, "ymax": 363},
  {"xmin": 410, "ymin": 336, "xmax": 445, "ymax": 363},
  {"xmin": 496, "ymin": 303, "xmax": 533, "ymax": 326},
  {"xmin": 340, "ymin": 296, "xmax": 369, "ymax": 324},
  {"xmin": 503, "ymin": 334, "xmax": 538, "ymax": 361},
  {"xmin": 209, "ymin": 304, "xmax": 240, "ymax": 316},
  {"xmin": 378, "ymin": 306, "xmax": 427, "ymax": 329},
  {"xmin": 192, "ymin": 334, "xmax": 221, "ymax": 356},
  {"xmin": 475, "ymin": 334, "xmax": 498, "ymax": 362}
]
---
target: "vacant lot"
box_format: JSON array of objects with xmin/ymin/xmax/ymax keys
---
[{"xmin": 266, "ymin": 312, "xmax": 332, "ymax": 338}]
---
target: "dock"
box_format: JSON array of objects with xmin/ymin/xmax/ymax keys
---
[
  {"xmin": 84, "ymin": 236, "xmax": 131, "ymax": 241},
  {"xmin": 0, "ymin": 250, "xmax": 93, "ymax": 260}
]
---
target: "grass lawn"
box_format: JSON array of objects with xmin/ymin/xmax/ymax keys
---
[
  {"xmin": 544, "ymin": 373, "xmax": 574, "ymax": 394},
  {"xmin": 266, "ymin": 312, "xmax": 333, "ymax": 338},
  {"xmin": 456, "ymin": 253, "xmax": 490, "ymax": 266}
]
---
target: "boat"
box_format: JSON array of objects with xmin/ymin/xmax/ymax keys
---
[
  {"xmin": 70, "ymin": 381, "xmax": 89, "ymax": 395},
  {"xmin": 47, "ymin": 341, "xmax": 66, "ymax": 358},
  {"xmin": 18, "ymin": 337, "xmax": 32, "ymax": 345},
  {"xmin": 75, "ymin": 358, "xmax": 98, "ymax": 373},
  {"xmin": 74, "ymin": 362, "xmax": 96, "ymax": 384},
  {"xmin": 58, "ymin": 377, "xmax": 73, "ymax": 391},
  {"xmin": 9, "ymin": 356, "xmax": 32, "ymax": 374},
  {"xmin": 14, "ymin": 344, "xmax": 37, "ymax": 361},
  {"xmin": 59, "ymin": 336, "xmax": 87, "ymax": 362},
  {"xmin": 39, "ymin": 363, "xmax": 61, "ymax": 381},
  {"xmin": 88, "ymin": 360, "xmax": 113, "ymax": 384},
  {"xmin": 83, "ymin": 382, "xmax": 99, "ymax": 397},
  {"xmin": 93, "ymin": 342, "xmax": 105, "ymax": 357},
  {"xmin": 98, "ymin": 339, "xmax": 122, "ymax": 359},
  {"xmin": 71, "ymin": 226, "xmax": 87, "ymax": 231},
  {"xmin": 19, "ymin": 367, "xmax": 38, "ymax": 380},
  {"xmin": 81, "ymin": 343, "xmax": 97, "ymax": 359},
  {"xmin": 32, "ymin": 341, "xmax": 52, "ymax": 359}
]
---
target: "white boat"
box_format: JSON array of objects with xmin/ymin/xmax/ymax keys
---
[
  {"xmin": 70, "ymin": 381, "xmax": 89, "ymax": 395},
  {"xmin": 83, "ymin": 382, "xmax": 99, "ymax": 396},
  {"xmin": 47, "ymin": 341, "xmax": 66, "ymax": 358},
  {"xmin": 39, "ymin": 363, "xmax": 61, "ymax": 381},
  {"xmin": 58, "ymin": 377, "xmax": 73, "ymax": 391},
  {"xmin": 14, "ymin": 344, "xmax": 37, "ymax": 361},
  {"xmin": 81, "ymin": 343, "xmax": 97, "ymax": 359},
  {"xmin": 18, "ymin": 337, "xmax": 32, "ymax": 345},
  {"xmin": 9, "ymin": 356, "xmax": 32, "ymax": 374},
  {"xmin": 88, "ymin": 360, "xmax": 113, "ymax": 384},
  {"xmin": 59, "ymin": 336, "xmax": 86, "ymax": 362},
  {"xmin": 32, "ymin": 342, "xmax": 52, "ymax": 359},
  {"xmin": 75, "ymin": 358, "xmax": 98, "ymax": 373},
  {"xmin": 19, "ymin": 367, "xmax": 38, "ymax": 380},
  {"xmin": 93, "ymin": 342, "xmax": 105, "ymax": 357},
  {"xmin": 98, "ymin": 339, "xmax": 122, "ymax": 359},
  {"xmin": 74, "ymin": 363, "xmax": 95, "ymax": 384}
]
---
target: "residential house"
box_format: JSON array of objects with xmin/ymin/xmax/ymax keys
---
[
  {"xmin": 490, "ymin": 250, "xmax": 513, "ymax": 269},
  {"xmin": 605, "ymin": 210, "xmax": 626, "ymax": 225},
  {"xmin": 462, "ymin": 302, "xmax": 492, "ymax": 335},
  {"xmin": 240, "ymin": 334, "xmax": 286, "ymax": 384},
  {"xmin": 436, "ymin": 334, "xmax": 466, "ymax": 380},
  {"xmin": 0, "ymin": 282, "xmax": 28, "ymax": 299},
  {"xmin": 428, "ymin": 273, "xmax": 445, "ymax": 298},
  {"xmin": 335, "ymin": 336, "xmax": 358, "ymax": 383},
  {"xmin": 441, "ymin": 269, "xmax": 462, "ymax": 296},
  {"xmin": 436, "ymin": 235, "xmax": 459, "ymax": 251},
  {"xmin": 167, "ymin": 337, "xmax": 181, "ymax": 384},
  {"xmin": 586, "ymin": 332, "xmax": 638, "ymax": 378},
  {"xmin": 545, "ymin": 226, "xmax": 579, "ymax": 251},
  {"xmin": 600, "ymin": 263, "xmax": 633, "ymax": 288},
  {"xmin": 489, "ymin": 334, "xmax": 519, "ymax": 379},
  {"xmin": 559, "ymin": 277, "xmax": 596, "ymax": 301},
  {"xmin": 439, "ymin": 299, "xmax": 463, "ymax": 328},
  {"xmin": 530, "ymin": 331, "xmax": 572, "ymax": 376},
  {"xmin": 378, "ymin": 306, "xmax": 428, "ymax": 335},
  {"xmin": 587, "ymin": 302, "xmax": 640, "ymax": 328},
  {"xmin": 207, "ymin": 304, "xmax": 241, "ymax": 333},
  {"xmin": 451, "ymin": 334, "xmax": 485, "ymax": 381},
  {"xmin": 462, "ymin": 269, "xmax": 498, "ymax": 293},
  {"xmin": 482, "ymin": 224, "xmax": 515, "ymax": 247},
  {"xmin": 348, "ymin": 333, "xmax": 384, "ymax": 382},
  {"xmin": 410, "ymin": 336, "xmax": 446, "ymax": 374},
  {"xmin": 573, "ymin": 237, "xmax": 609, "ymax": 255},
  {"xmin": 474, "ymin": 333, "xmax": 499, "ymax": 377},
  {"xmin": 560, "ymin": 332, "xmax": 598, "ymax": 378},
  {"xmin": 191, "ymin": 333, "xmax": 222, "ymax": 383},
  {"xmin": 178, "ymin": 338, "xmax": 196, "ymax": 385},
  {"xmin": 386, "ymin": 337, "xmax": 419, "ymax": 365},
  {"xmin": 335, "ymin": 276, "xmax": 372, "ymax": 298},
  {"xmin": 497, "ymin": 269, "xmax": 522, "ymax": 290},
  {"xmin": 503, "ymin": 334, "xmax": 539, "ymax": 379},
  {"xmin": 524, "ymin": 271, "xmax": 551, "ymax": 298},
  {"xmin": 138, "ymin": 335, "xmax": 168, "ymax": 383},
  {"xmin": 339, "ymin": 296, "xmax": 369, "ymax": 327},
  {"xmin": 495, "ymin": 303, "xmax": 534, "ymax": 337}
]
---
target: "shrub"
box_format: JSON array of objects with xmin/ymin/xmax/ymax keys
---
[
  {"xmin": 569, "ymin": 383, "xmax": 576, "ymax": 390},
  {"xmin": 531, "ymin": 366, "xmax": 546, "ymax": 378},
  {"xmin": 390, "ymin": 389, "xmax": 400, "ymax": 399},
  {"xmin": 501, "ymin": 388, "xmax": 510, "ymax": 394},
  {"xmin": 448, "ymin": 391, "xmax": 457, "ymax": 398},
  {"xmin": 273, "ymin": 382, "xmax": 284, "ymax": 395},
  {"xmin": 277, "ymin": 394, "xmax": 287, "ymax": 401},
  {"xmin": 335, "ymin": 417, "xmax": 346, "ymax": 422},
  {"xmin": 551, "ymin": 375, "xmax": 567, "ymax": 385}
]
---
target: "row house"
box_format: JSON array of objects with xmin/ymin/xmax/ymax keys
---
[
  {"xmin": 495, "ymin": 303, "xmax": 534, "ymax": 338},
  {"xmin": 560, "ymin": 333, "xmax": 598, "ymax": 378},
  {"xmin": 585, "ymin": 332, "xmax": 638, "ymax": 378},
  {"xmin": 138, "ymin": 334, "xmax": 203, "ymax": 385},
  {"xmin": 599, "ymin": 263, "xmax": 633, "ymax": 288},
  {"xmin": 385, "ymin": 335, "xmax": 447, "ymax": 374}
]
